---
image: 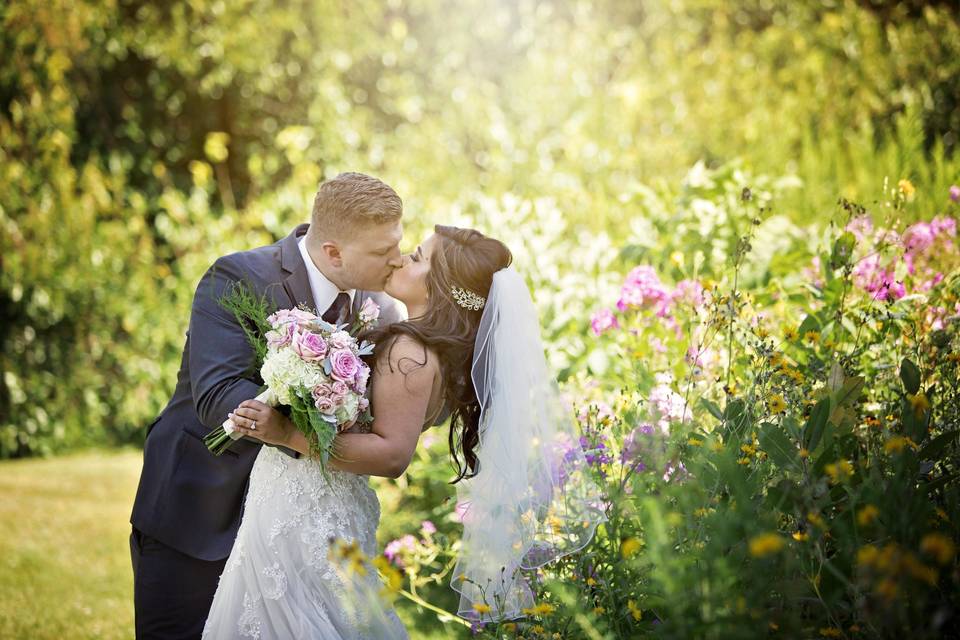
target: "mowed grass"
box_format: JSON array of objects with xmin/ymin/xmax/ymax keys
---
[
  {"xmin": 0, "ymin": 449, "xmax": 462, "ymax": 640},
  {"xmin": 0, "ymin": 449, "xmax": 141, "ymax": 639}
]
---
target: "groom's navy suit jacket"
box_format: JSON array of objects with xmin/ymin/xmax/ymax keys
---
[{"xmin": 130, "ymin": 223, "xmax": 402, "ymax": 561}]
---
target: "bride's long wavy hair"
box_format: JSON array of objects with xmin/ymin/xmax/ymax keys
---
[{"xmin": 364, "ymin": 225, "xmax": 512, "ymax": 484}]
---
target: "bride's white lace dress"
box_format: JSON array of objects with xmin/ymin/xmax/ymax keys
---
[{"xmin": 202, "ymin": 444, "xmax": 408, "ymax": 639}]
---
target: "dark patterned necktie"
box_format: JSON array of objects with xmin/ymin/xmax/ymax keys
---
[{"xmin": 321, "ymin": 292, "xmax": 351, "ymax": 325}]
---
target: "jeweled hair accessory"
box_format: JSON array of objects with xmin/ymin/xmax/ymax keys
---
[{"xmin": 451, "ymin": 286, "xmax": 485, "ymax": 311}]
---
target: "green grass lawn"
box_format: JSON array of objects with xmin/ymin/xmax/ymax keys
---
[{"xmin": 0, "ymin": 449, "xmax": 462, "ymax": 639}]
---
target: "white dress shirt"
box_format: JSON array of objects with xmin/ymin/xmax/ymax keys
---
[{"xmin": 297, "ymin": 236, "xmax": 355, "ymax": 315}]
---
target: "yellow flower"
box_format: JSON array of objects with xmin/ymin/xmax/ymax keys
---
[
  {"xmin": 593, "ymin": 606, "xmax": 605, "ymax": 615},
  {"xmin": 807, "ymin": 512, "xmax": 827, "ymax": 530},
  {"xmin": 532, "ymin": 625, "xmax": 545, "ymax": 634},
  {"xmin": 472, "ymin": 603, "xmax": 492, "ymax": 614},
  {"xmin": 857, "ymin": 543, "xmax": 883, "ymax": 568},
  {"xmin": 935, "ymin": 507, "xmax": 949, "ymax": 522},
  {"xmin": 903, "ymin": 553, "xmax": 938, "ymax": 585},
  {"xmin": 792, "ymin": 531, "xmax": 809, "ymax": 542},
  {"xmin": 687, "ymin": 437, "xmax": 703, "ymax": 446},
  {"xmin": 876, "ymin": 577, "xmax": 899, "ymax": 600},
  {"xmin": 372, "ymin": 556, "xmax": 403, "ymax": 593},
  {"xmin": 804, "ymin": 331, "xmax": 820, "ymax": 343},
  {"xmin": 769, "ymin": 622, "xmax": 779, "ymax": 631},
  {"xmin": 884, "ymin": 436, "xmax": 919, "ymax": 454},
  {"xmin": 920, "ymin": 533, "xmax": 956, "ymax": 565},
  {"xmin": 585, "ymin": 577, "xmax": 597, "ymax": 586},
  {"xmin": 898, "ymin": 178, "xmax": 916, "ymax": 196},
  {"xmin": 694, "ymin": 507, "xmax": 709, "ymax": 517},
  {"xmin": 857, "ymin": 504, "xmax": 880, "ymax": 527},
  {"xmin": 521, "ymin": 603, "xmax": 556, "ymax": 616},
  {"xmin": 907, "ymin": 392, "xmax": 930, "ymax": 418},
  {"xmin": 749, "ymin": 532, "xmax": 786, "ymax": 557},
  {"xmin": 502, "ymin": 622, "xmax": 516, "ymax": 632},
  {"xmin": 740, "ymin": 443, "xmax": 757, "ymax": 456},
  {"xmin": 737, "ymin": 457, "xmax": 752, "ymax": 465},
  {"xmin": 799, "ymin": 448, "xmax": 810, "ymax": 459},
  {"xmin": 627, "ymin": 599, "xmax": 642, "ymax": 622},
  {"xmin": 670, "ymin": 250, "xmax": 684, "ymax": 267},
  {"xmin": 768, "ymin": 394, "xmax": 787, "ymax": 414},
  {"xmin": 457, "ymin": 573, "xmax": 467, "ymax": 582},
  {"xmin": 825, "ymin": 459, "xmax": 854, "ymax": 483},
  {"xmin": 620, "ymin": 537, "xmax": 642, "ymax": 559},
  {"xmin": 783, "ymin": 327, "xmax": 799, "ymax": 341},
  {"xmin": 820, "ymin": 627, "xmax": 842, "ymax": 638}
]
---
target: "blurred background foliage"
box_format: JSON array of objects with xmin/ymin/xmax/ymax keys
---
[{"xmin": 2, "ymin": 0, "xmax": 960, "ymax": 452}]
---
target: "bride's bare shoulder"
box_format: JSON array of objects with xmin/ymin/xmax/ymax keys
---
[{"xmin": 374, "ymin": 334, "xmax": 439, "ymax": 378}]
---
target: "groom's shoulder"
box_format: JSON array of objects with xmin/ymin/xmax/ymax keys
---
[{"xmin": 204, "ymin": 238, "xmax": 284, "ymax": 282}]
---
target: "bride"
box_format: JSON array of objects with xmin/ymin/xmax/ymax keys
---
[{"xmin": 203, "ymin": 225, "xmax": 606, "ymax": 639}]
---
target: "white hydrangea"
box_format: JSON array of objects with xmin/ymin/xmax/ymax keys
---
[{"xmin": 260, "ymin": 347, "xmax": 325, "ymax": 405}]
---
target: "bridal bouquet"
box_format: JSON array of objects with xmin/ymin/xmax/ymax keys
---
[{"xmin": 204, "ymin": 283, "xmax": 380, "ymax": 474}]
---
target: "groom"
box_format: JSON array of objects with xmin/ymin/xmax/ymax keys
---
[{"xmin": 129, "ymin": 172, "xmax": 405, "ymax": 639}]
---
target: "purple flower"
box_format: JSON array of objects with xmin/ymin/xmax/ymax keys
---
[
  {"xmin": 852, "ymin": 254, "xmax": 905, "ymax": 301},
  {"xmin": 931, "ymin": 215, "xmax": 957, "ymax": 237},
  {"xmin": 329, "ymin": 348, "xmax": 360, "ymax": 382},
  {"xmin": 590, "ymin": 308, "xmax": 619, "ymax": 336},
  {"xmin": 292, "ymin": 330, "xmax": 328, "ymax": 362},
  {"xmin": 950, "ymin": 185, "xmax": 960, "ymax": 202},
  {"xmin": 352, "ymin": 363, "xmax": 371, "ymax": 393},
  {"xmin": 469, "ymin": 620, "xmax": 486, "ymax": 635},
  {"xmin": 845, "ymin": 214, "xmax": 874, "ymax": 243},
  {"xmin": 649, "ymin": 374, "xmax": 691, "ymax": 432},
  {"xmin": 620, "ymin": 423, "xmax": 661, "ymax": 472}
]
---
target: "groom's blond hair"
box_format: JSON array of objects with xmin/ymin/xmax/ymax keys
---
[{"xmin": 309, "ymin": 172, "xmax": 402, "ymax": 239}]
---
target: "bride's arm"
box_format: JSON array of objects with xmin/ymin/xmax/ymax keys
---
[{"xmin": 231, "ymin": 336, "xmax": 437, "ymax": 478}]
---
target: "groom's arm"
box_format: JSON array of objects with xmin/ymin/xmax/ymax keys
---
[{"xmin": 188, "ymin": 256, "xmax": 300, "ymax": 458}]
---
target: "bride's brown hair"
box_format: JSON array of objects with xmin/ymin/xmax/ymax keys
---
[{"xmin": 364, "ymin": 225, "xmax": 512, "ymax": 483}]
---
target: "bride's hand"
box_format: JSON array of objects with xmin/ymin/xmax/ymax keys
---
[{"xmin": 229, "ymin": 400, "xmax": 294, "ymax": 447}]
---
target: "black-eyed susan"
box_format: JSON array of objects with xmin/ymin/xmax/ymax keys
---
[
  {"xmin": 768, "ymin": 394, "xmax": 787, "ymax": 414},
  {"xmin": 620, "ymin": 537, "xmax": 642, "ymax": 559},
  {"xmin": 920, "ymin": 532, "xmax": 956, "ymax": 565}
]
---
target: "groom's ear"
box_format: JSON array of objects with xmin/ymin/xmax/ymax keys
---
[{"xmin": 320, "ymin": 241, "xmax": 343, "ymax": 267}]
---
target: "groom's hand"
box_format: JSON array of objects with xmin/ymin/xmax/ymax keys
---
[{"xmin": 229, "ymin": 400, "xmax": 295, "ymax": 448}]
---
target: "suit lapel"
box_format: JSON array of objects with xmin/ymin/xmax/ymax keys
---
[{"xmin": 279, "ymin": 223, "xmax": 318, "ymax": 313}]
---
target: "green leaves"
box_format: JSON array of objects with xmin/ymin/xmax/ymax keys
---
[
  {"xmin": 803, "ymin": 398, "xmax": 830, "ymax": 452},
  {"xmin": 900, "ymin": 358, "xmax": 921, "ymax": 395}
]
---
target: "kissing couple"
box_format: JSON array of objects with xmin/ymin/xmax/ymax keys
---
[{"xmin": 130, "ymin": 172, "xmax": 606, "ymax": 639}]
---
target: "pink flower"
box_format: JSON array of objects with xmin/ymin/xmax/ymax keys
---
[
  {"xmin": 852, "ymin": 255, "xmax": 904, "ymax": 301},
  {"xmin": 902, "ymin": 222, "xmax": 935, "ymax": 255},
  {"xmin": 331, "ymin": 381, "xmax": 350, "ymax": 399},
  {"xmin": 845, "ymin": 215, "xmax": 873, "ymax": 243},
  {"xmin": 327, "ymin": 330, "xmax": 353, "ymax": 350},
  {"xmin": 671, "ymin": 279, "xmax": 704, "ymax": 309},
  {"xmin": 359, "ymin": 298, "xmax": 380, "ymax": 324},
  {"xmin": 950, "ymin": 185, "xmax": 960, "ymax": 202},
  {"xmin": 268, "ymin": 308, "xmax": 317, "ymax": 329},
  {"xmin": 312, "ymin": 383, "xmax": 336, "ymax": 414},
  {"xmin": 266, "ymin": 322, "xmax": 296, "ymax": 349},
  {"xmin": 801, "ymin": 255, "xmax": 824, "ymax": 289},
  {"xmin": 590, "ymin": 308, "xmax": 619, "ymax": 336},
  {"xmin": 292, "ymin": 330, "xmax": 328, "ymax": 362},
  {"xmin": 329, "ymin": 348, "xmax": 360, "ymax": 382},
  {"xmin": 617, "ymin": 265, "xmax": 671, "ymax": 315},
  {"xmin": 421, "ymin": 520, "xmax": 436, "ymax": 535},
  {"xmin": 452, "ymin": 500, "xmax": 474, "ymax": 524},
  {"xmin": 352, "ymin": 363, "xmax": 371, "ymax": 393},
  {"xmin": 384, "ymin": 534, "xmax": 418, "ymax": 567},
  {"xmin": 931, "ymin": 215, "xmax": 956, "ymax": 237}
]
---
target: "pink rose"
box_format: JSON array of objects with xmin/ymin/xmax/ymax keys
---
[
  {"xmin": 312, "ymin": 383, "xmax": 336, "ymax": 414},
  {"xmin": 327, "ymin": 331, "xmax": 353, "ymax": 350},
  {"xmin": 268, "ymin": 308, "xmax": 317, "ymax": 329},
  {"xmin": 359, "ymin": 298, "xmax": 381, "ymax": 324},
  {"xmin": 292, "ymin": 330, "xmax": 328, "ymax": 362},
  {"xmin": 329, "ymin": 348, "xmax": 360, "ymax": 382},
  {"xmin": 331, "ymin": 381, "xmax": 350, "ymax": 398},
  {"xmin": 266, "ymin": 322, "xmax": 296, "ymax": 349}
]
